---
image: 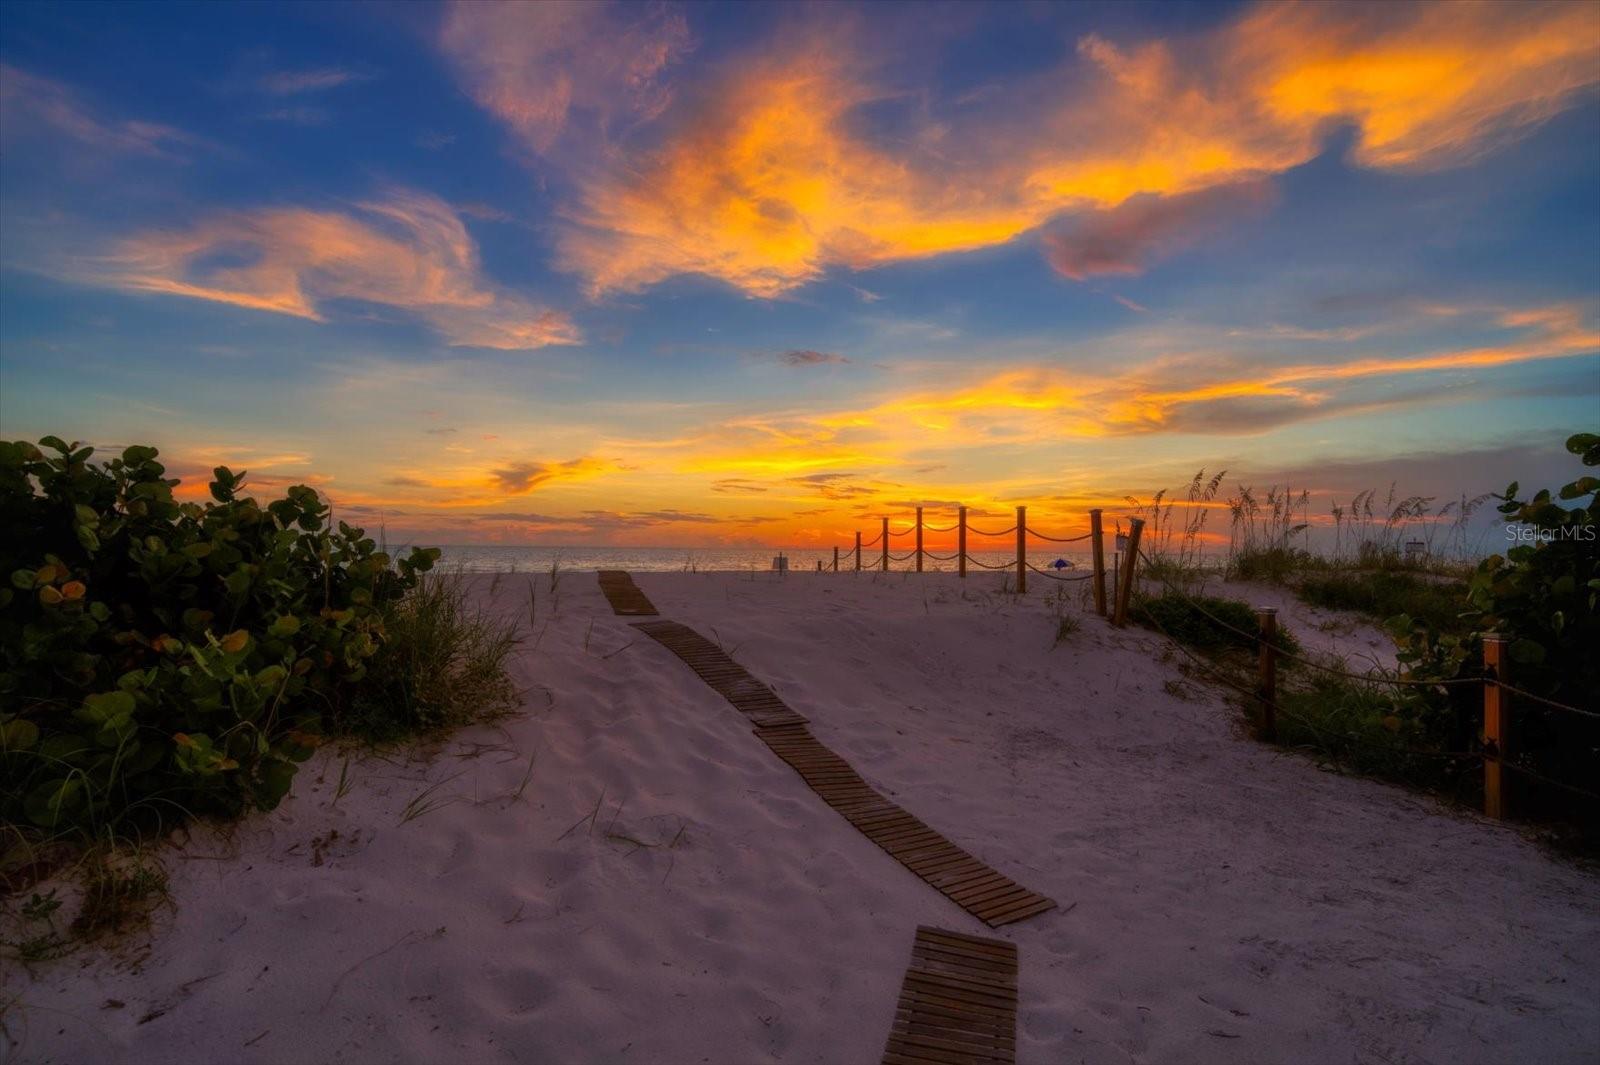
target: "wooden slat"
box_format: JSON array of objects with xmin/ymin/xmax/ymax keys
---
[
  {"xmin": 631, "ymin": 618, "xmax": 1053, "ymax": 929},
  {"xmin": 595, "ymin": 571, "xmax": 659, "ymax": 616},
  {"xmin": 631, "ymin": 620, "xmax": 807, "ymax": 729},
  {"xmin": 881, "ymin": 927, "xmax": 1019, "ymax": 1065}
]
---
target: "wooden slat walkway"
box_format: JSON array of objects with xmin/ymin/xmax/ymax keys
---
[
  {"xmin": 882, "ymin": 926, "xmax": 1019, "ymax": 1065},
  {"xmin": 630, "ymin": 610, "xmax": 1054, "ymax": 928},
  {"xmin": 754, "ymin": 726, "xmax": 1055, "ymax": 927},
  {"xmin": 631, "ymin": 620, "xmax": 807, "ymax": 729},
  {"xmin": 596, "ymin": 570, "xmax": 658, "ymax": 616}
]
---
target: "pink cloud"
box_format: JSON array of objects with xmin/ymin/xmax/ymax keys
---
[
  {"xmin": 0, "ymin": 64, "xmax": 195, "ymax": 159},
  {"xmin": 438, "ymin": 0, "xmax": 690, "ymax": 155},
  {"xmin": 1043, "ymin": 181, "xmax": 1278, "ymax": 280}
]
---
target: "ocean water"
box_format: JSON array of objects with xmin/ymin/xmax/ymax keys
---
[{"xmin": 433, "ymin": 545, "xmax": 1097, "ymax": 574}]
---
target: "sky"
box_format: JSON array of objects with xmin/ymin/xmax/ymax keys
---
[{"xmin": 1, "ymin": 0, "xmax": 1597, "ymax": 550}]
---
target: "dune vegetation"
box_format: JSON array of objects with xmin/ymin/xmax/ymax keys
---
[
  {"xmin": 0, "ymin": 437, "xmax": 520, "ymax": 953},
  {"xmin": 1125, "ymin": 432, "xmax": 1599, "ymax": 841}
]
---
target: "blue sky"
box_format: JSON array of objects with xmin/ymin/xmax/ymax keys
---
[{"xmin": 2, "ymin": 0, "xmax": 1597, "ymax": 547}]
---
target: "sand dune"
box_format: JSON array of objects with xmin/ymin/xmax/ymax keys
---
[{"xmin": 7, "ymin": 572, "xmax": 1597, "ymax": 1064}]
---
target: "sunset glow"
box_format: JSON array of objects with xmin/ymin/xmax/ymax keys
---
[{"xmin": 2, "ymin": 1, "xmax": 1597, "ymax": 547}]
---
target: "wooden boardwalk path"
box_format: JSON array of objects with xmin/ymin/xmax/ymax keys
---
[
  {"xmin": 596, "ymin": 570, "xmax": 658, "ymax": 616},
  {"xmin": 631, "ymin": 620, "xmax": 808, "ymax": 730},
  {"xmin": 881, "ymin": 926, "xmax": 1019, "ymax": 1065},
  {"xmin": 629, "ymin": 604, "xmax": 1054, "ymax": 928}
]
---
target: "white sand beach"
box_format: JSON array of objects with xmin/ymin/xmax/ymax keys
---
[{"xmin": 6, "ymin": 571, "xmax": 1598, "ymax": 1064}]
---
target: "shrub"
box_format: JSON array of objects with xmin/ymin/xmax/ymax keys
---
[
  {"xmin": 1298, "ymin": 570, "xmax": 1470, "ymax": 635},
  {"xmin": 1389, "ymin": 432, "xmax": 1599, "ymax": 704},
  {"xmin": 1131, "ymin": 590, "xmax": 1300, "ymax": 657},
  {"xmin": 1230, "ymin": 546, "xmax": 1319, "ymax": 584},
  {"xmin": 1276, "ymin": 674, "xmax": 1473, "ymax": 786},
  {"xmin": 0, "ymin": 437, "xmax": 442, "ymax": 837}
]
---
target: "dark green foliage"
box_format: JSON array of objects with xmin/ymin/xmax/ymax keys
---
[
  {"xmin": 0, "ymin": 436, "xmax": 441, "ymax": 836},
  {"xmin": 1276, "ymin": 675, "xmax": 1473, "ymax": 789},
  {"xmin": 1230, "ymin": 546, "xmax": 1318, "ymax": 584},
  {"xmin": 1132, "ymin": 590, "xmax": 1300, "ymax": 657},
  {"xmin": 1298, "ymin": 570, "xmax": 1470, "ymax": 636},
  {"xmin": 1384, "ymin": 432, "xmax": 1599, "ymax": 818},
  {"xmin": 1389, "ymin": 432, "xmax": 1599, "ymax": 704}
]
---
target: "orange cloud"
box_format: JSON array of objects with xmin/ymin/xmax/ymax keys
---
[
  {"xmin": 540, "ymin": 1, "xmax": 1600, "ymax": 297},
  {"xmin": 71, "ymin": 189, "xmax": 579, "ymax": 349},
  {"xmin": 679, "ymin": 300, "xmax": 1600, "ymax": 460}
]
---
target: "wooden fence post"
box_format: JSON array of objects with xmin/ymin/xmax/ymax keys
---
[
  {"xmin": 1483, "ymin": 633, "xmax": 1508, "ymax": 820},
  {"xmin": 915, "ymin": 506, "xmax": 924, "ymax": 573},
  {"xmin": 1257, "ymin": 608, "xmax": 1278, "ymax": 741},
  {"xmin": 854, "ymin": 531, "xmax": 861, "ymax": 572},
  {"xmin": 881, "ymin": 517, "xmax": 889, "ymax": 572},
  {"xmin": 833, "ymin": 545, "xmax": 839, "ymax": 572},
  {"xmin": 958, "ymin": 506, "xmax": 967, "ymax": 579},
  {"xmin": 1089, "ymin": 508, "xmax": 1107, "ymax": 617},
  {"xmin": 1112, "ymin": 517, "xmax": 1144, "ymax": 626},
  {"xmin": 1016, "ymin": 505, "xmax": 1027, "ymax": 594}
]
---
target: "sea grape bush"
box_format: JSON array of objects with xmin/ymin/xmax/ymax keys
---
[
  {"xmin": 1383, "ymin": 432, "xmax": 1599, "ymax": 789},
  {"xmin": 0, "ymin": 436, "xmax": 440, "ymax": 834},
  {"xmin": 1387, "ymin": 432, "xmax": 1599, "ymax": 698}
]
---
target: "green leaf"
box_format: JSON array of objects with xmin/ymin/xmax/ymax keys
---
[
  {"xmin": 1508, "ymin": 639, "xmax": 1546, "ymax": 665},
  {"xmin": 268, "ymin": 615, "xmax": 301, "ymax": 637},
  {"xmin": 1567, "ymin": 432, "xmax": 1600, "ymax": 466},
  {"xmin": 24, "ymin": 778, "xmax": 82, "ymax": 828},
  {"xmin": 79, "ymin": 690, "xmax": 136, "ymax": 723},
  {"xmin": 1, "ymin": 718, "xmax": 40, "ymax": 750}
]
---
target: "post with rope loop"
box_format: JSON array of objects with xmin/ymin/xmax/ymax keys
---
[
  {"xmin": 915, "ymin": 506, "xmax": 924, "ymax": 572},
  {"xmin": 1483, "ymin": 634, "xmax": 1508, "ymax": 820},
  {"xmin": 1256, "ymin": 608, "xmax": 1278, "ymax": 742},
  {"xmin": 881, "ymin": 517, "xmax": 889, "ymax": 572},
  {"xmin": 833, "ymin": 545, "xmax": 839, "ymax": 572},
  {"xmin": 1016, "ymin": 506, "xmax": 1027, "ymax": 594},
  {"xmin": 1089, "ymin": 508, "xmax": 1107, "ymax": 617},
  {"xmin": 958, "ymin": 506, "xmax": 967, "ymax": 579},
  {"xmin": 854, "ymin": 531, "xmax": 861, "ymax": 572},
  {"xmin": 1112, "ymin": 517, "xmax": 1144, "ymax": 626}
]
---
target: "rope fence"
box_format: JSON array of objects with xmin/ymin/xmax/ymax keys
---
[
  {"xmin": 812, "ymin": 501, "xmax": 1596, "ymax": 822},
  {"xmin": 1124, "ymin": 549, "xmax": 1599, "ymax": 814},
  {"xmin": 823, "ymin": 503, "xmax": 1104, "ymax": 589},
  {"xmin": 811, "ymin": 502, "xmax": 1596, "ymax": 826}
]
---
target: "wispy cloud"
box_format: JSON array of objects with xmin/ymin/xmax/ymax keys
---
[
  {"xmin": 0, "ymin": 64, "xmax": 197, "ymax": 159},
  {"xmin": 61, "ymin": 187, "xmax": 580, "ymax": 350},
  {"xmin": 777, "ymin": 349, "xmax": 850, "ymax": 366},
  {"xmin": 257, "ymin": 106, "xmax": 331, "ymax": 126},
  {"xmin": 487, "ymin": 456, "xmax": 619, "ymax": 494},
  {"xmin": 438, "ymin": 0, "xmax": 690, "ymax": 155},
  {"xmin": 259, "ymin": 67, "xmax": 370, "ymax": 96},
  {"xmin": 1043, "ymin": 181, "xmax": 1277, "ymax": 280}
]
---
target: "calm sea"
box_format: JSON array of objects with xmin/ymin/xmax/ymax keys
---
[{"xmin": 432, "ymin": 545, "xmax": 1096, "ymax": 574}]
